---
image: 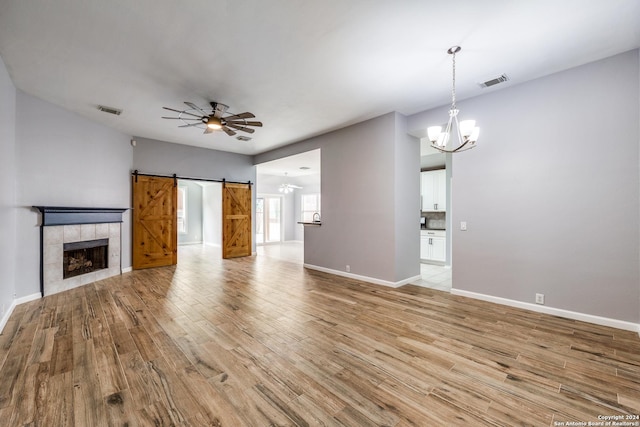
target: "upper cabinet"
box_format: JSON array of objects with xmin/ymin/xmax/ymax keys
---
[{"xmin": 421, "ymin": 169, "xmax": 446, "ymax": 212}]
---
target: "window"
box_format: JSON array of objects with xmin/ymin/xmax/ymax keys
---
[
  {"xmin": 301, "ymin": 193, "xmax": 321, "ymax": 222},
  {"xmin": 256, "ymin": 196, "xmax": 283, "ymax": 244},
  {"xmin": 177, "ymin": 186, "xmax": 187, "ymax": 233}
]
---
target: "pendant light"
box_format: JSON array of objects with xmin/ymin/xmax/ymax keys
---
[{"xmin": 427, "ymin": 46, "xmax": 479, "ymax": 153}]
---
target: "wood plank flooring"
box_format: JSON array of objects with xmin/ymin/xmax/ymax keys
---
[{"xmin": 1, "ymin": 244, "xmax": 639, "ymax": 426}]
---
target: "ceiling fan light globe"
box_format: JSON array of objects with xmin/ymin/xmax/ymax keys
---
[{"xmin": 206, "ymin": 117, "xmax": 222, "ymax": 129}]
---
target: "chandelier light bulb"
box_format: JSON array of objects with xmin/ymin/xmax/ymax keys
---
[
  {"xmin": 459, "ymin": 120, "xmax": 476, "ymax": 137},
  {"xmin": 427, "ymin": 126, "xmax": 442, "ymax": 142}
]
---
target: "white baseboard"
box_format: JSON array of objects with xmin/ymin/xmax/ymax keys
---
[
  {"xmin": 304, "ymin": 264, "xmax": 421, "ymax": 289},
  {"xmin": 122, "ymin": 266, "xmax": 133, "ymax": 273},
  {"xmin": 451, "ymin": 289, "xmax": 640, "ymax": 334},
  {"xmin": 0, "ymin": 292, "xmax": 41, "ymax": 333}
]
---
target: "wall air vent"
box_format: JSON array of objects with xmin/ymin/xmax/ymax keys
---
[
  {"xmin": 97, "ymin": 105, "xmax": 122, "ymax": 115},
  {"xmin": 236, "ymin": 136, "xmax": 252, "ymax": 141},
  {"xmin": 478, "ymin": 74, "xmax": 509, "ymax": 88}
]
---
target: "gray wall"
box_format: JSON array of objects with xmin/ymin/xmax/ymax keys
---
[
  {"xmin": 408, "ymin": 49, "xmax": 640, "ymax": 323},
  {"xmin": 202, "ymin": 183, "xmax": 222, "ymax": 246},
  {"xmin": 133, "ymin": 137, "xmax": 255, "ymax": 183},
  {"xmin": 133, "ymin": 137, "xmax": 256, "ymax": 251},
  {"xmin": 177, "ymin": 180, "xmax": 203, "ymax": 244},
  {"xmin": 255, "ymin": 112, "xmax": 420, "ymax": 283},
  {"xmin": 14, "ymin": 91, "xmax": 133, "ymax": 299},
  {"xmin": 394, "ymin": 113, "xmax": 421, "ymax": 281},
  {"xmin": 0, "ymin": 56, "xmax": 16, "ymax": 316}
]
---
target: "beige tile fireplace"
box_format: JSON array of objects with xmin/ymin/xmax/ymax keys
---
[
  {"xmin": 34, "ymin": 206, "xmax": 127, "ymax": 296},
  {"xmin": 42, "ymin": 223, "xmax": 121, "ymax": 296}
]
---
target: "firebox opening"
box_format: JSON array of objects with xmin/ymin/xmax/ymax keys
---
[{"xmin": 63, "ymin": 238, "xmax": 109, "ymax": 279}]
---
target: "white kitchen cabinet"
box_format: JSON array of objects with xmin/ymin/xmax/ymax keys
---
[
  {"xmin": 421, "ymin": 169, "xmax": 446, "ymax": 212},
  {"xmin": 420, "ymin": 230, "xmax": 446, "ymax": 263},
  {"xmin": 420, "ymin": 235, "xmax": 430, "ymax": 259},
  {"xmin": 430, "ymin": 237, "xmax": 446, "ymax": 262}
]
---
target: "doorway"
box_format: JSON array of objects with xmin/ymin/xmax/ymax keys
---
[
  {"xmin": 177, "ymin": 180, "xmax": 222, "ymax": 248},
  {"xmin": 419, "ymin": 143, "xmax": 453, "ymax": 291},
  {"xmin": 256, "ymin": 196, "xmax": 283, "ymax": 244}
]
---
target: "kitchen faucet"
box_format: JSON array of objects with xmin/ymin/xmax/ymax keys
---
[{"xmin": 312, "ymin": 212, "xmax": 321, "ymax": 222}]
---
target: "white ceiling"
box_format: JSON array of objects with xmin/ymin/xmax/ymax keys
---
[
  {"xmin": 257, "ymin": 149, "xmax": 320, "ymax": 178},
  {"xmin": 0, "ymin": 1, "xmax": 638, "ymax": 156}
]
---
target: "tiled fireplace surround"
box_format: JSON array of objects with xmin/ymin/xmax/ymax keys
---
[
  {"xmin": 43, "ymin": 223, "xmax": 121, "ymax": 296},
  {"xmin": 35, "ymin": 207, "xmax": 127, "ymax": 296}
]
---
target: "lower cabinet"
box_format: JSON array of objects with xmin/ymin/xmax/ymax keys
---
[{"xmin": 420, "ymin": 230, "xmax": 446, "ymax": 263}]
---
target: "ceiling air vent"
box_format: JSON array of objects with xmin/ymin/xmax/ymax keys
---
[
  {"xmin": 236, "ymin": 136, "xmax": 252, "ymax": 142},
  {"xmin": 478, "ymin": 74, "xmax": 509, "ymax": 88},
  {"xmin": 97, "ymin": 105, "xmax": 122, "ymax": 115}
]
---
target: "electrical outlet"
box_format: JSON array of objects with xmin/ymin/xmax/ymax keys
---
[
  {"xmin": 535, "ymin": 293, "xmax": 545, "ymax": 305},
  {"xmin": 346, "ymin": 265, "xmax": 350, "ymax": 273}
]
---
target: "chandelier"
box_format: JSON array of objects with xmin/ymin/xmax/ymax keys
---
[{"xmin": 427, "ymin": 46, "xmax": 479, "ymax": 153}]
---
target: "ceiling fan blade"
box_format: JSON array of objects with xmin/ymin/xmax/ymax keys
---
[
  {"xmin": 226, "ymin": 120, "xmax": 262, "ymax": 127},
  {"xmin": 163, "ymin": 106, "xmax": 203, "ymax": 119},
  {"xmin": 225, "ymin": 123, "xmax": 255, "ymax": 133},
  {"xmin": 223, "ymin": 112, "xmax": 255, "ymax": 121},
  {"xmin": 184, "ymin": 102, "xmax": 209, "ymax": 116},
  {"xmin": 162, "ymin": 116, "xmax": 201, "ymax": 120},
  {"xmin": 210, "ymin": 102, "xmax": 229, "ymax": 118},
  {"xmin": 221, "ymin": 126, "xmax": 236, "ymax": 136},
  {"xmin": 179, "ymin": 122, "xmax": 204, "ymax": 128}
]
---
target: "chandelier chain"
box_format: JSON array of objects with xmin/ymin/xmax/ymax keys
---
[{"xmin": 451, "ymin": 51, "xmax": 456, "ymax": 109}]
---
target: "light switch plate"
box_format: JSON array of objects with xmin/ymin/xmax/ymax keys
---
[{"xmin": 460, "ymin": 221, "xmax": 467, "ymax": 231}]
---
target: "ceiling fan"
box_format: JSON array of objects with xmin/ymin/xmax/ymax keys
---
[
  {"xmin": 162, "ymin": 101, "xmax": 262, "ymax": 137},
  {"xmin": 279, "ymin": 173, "xmax": 302, "ymax": 194},
  {"xmin": 279, "ymin": 183, "xmax": 302, "ymax": 194}
]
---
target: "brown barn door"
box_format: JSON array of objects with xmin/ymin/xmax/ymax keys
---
[
  {"xmin": 222, "ymin": 182, "xmax": 252, "ymax": 259},
  {"xmin": 132, "ymin": 175, "xmax": 178, "ymax": 269}
]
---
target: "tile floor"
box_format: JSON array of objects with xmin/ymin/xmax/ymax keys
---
[
  {"xmin": 415, "ymin": 263, "xmax": 452, "ymax": 292},
  {"xmin": 256, "ymin": 241, "xmax": 452, "ymax": 292},
  {"xmin": 256, "ymin": 241, "xmax": 304, "ymax": 264}
]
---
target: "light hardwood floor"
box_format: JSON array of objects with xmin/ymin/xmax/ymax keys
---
[{"xmin": 1, "ymin": 244, "xmax": 639, "ymax": 426}]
